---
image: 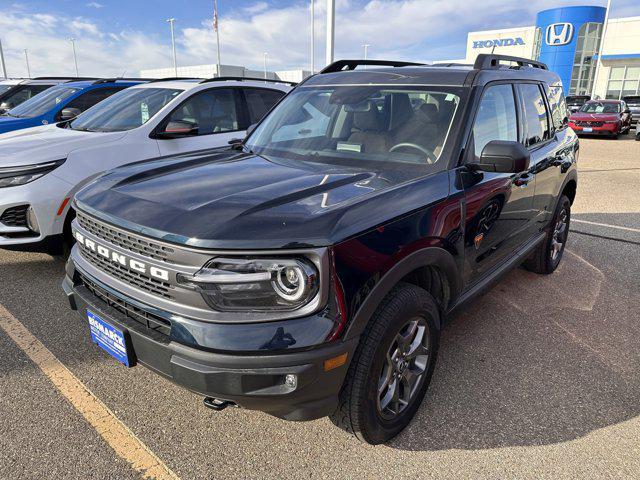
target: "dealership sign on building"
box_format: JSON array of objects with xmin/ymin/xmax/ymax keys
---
[{"xmin": 473, "ymin": 37, "xmax": 525, "ymax": 49}]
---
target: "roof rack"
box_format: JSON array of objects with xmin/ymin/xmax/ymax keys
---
[
  {"xmin": 91, "ymin": 78, "xmax": 152, "ymax": 84},
  {"xmin": 320, "ymin": 59, "xmax": 425, "ymax": 74},
  {"xmin": 474, "ymin": 54, "xmax": 548, "ymax": 70},
  {"xmin": 147, "ymin": 77, "xmax": 204, "ymax": 83},
  {"xmin": 199, "ymin": 76, "xmax": 297, "ymax": 86},
  {"xmin": 32, "ymin": 76, "xmax": 92, "ymax": 80}
]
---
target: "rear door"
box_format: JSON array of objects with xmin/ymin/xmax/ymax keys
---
[
  {"xmin": 155, "ymin": 87, "xmax": 245, "ymax": 156},
  {"xmin": 461, "ymin": 82, "xmax": 538, "ymax": 282}
]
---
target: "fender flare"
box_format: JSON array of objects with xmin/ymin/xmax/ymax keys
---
[{"xmin": 343, "ymin": 247, "xmax": 462, "ymax": 340}]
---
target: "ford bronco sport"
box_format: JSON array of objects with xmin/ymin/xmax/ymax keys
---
[{"xmin": 63, "ymin": 55, "xmax": 578, "ymax": 444}]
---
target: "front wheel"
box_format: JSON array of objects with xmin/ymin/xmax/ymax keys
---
[
  {"xmin": 523, "ymin": 195, "xmax": 571, "ymax": 274},
  {"xmin": 330, "ymin": 283, "xmax": 440, "ymax": 444}
]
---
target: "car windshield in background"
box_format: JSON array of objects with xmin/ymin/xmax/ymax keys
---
[
  {"xmin": 245, "ymin": 85, "xmax": 462, "ymax": 168},
  {"xmin": 0, "ymin": 85, "xmax": 13, "ymax": 95},
  {"xmin": 6, "ymin": 86, "xmax": 79, "ymax": 118},
  {"xmin": 579, "ymin": 102, "xmax": 620, "ymax": 114},
  {"xmin": 566, "ymin": 96, "xmax": 589, "ymax": 106},
  {"xmin": 68, "ymin": 88, "xmax": 183, "ymax": 132}
]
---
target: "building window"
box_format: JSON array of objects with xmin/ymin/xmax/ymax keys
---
[
  {"xmin": 606, "ymin": 66, "xmax": 640, "ymax": 99},
  {"xmin": 570, "ymin": 22, "xmax": 603, "ymax": 95}
]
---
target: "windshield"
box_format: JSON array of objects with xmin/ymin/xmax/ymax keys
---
[
  {"xmin": 68, "ymin": 87, "xmax": 183, "ymax": 132},
  {"xmin": 579, "ymin": 102, "xmax": 621, "ymax": 114},
  {"xmin": 0, "ymin": 85, "xmax": 13, "ymax": 96},
  {"xmin": 245, "ymin": 85, "xmax": 463, "ymax": 168},
  {"xmin": 7, "ymin": 86, "xmax": 79, "ymax": 118},
  {"xmin": 566, "ymin": 96, "xmax": 589, "ymax": 106}
]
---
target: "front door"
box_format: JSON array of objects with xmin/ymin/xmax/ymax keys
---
[{"xmin": 460, "ymin": 83, "xmax": 538, "ymax": 284}]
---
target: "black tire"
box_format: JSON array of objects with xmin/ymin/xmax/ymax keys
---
[
  {"xmin": 330, "ymin": 283, "xmax": 440, "ymax": 444},
  {"xmin": 523, "ymin": 194, "xmax": 571, "ymax": 274}
]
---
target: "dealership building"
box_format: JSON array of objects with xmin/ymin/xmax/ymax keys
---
[{"xmin": 454, "ymin": 5, "xmax": 640, "ymax": 100}]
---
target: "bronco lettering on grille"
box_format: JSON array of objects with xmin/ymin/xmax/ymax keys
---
[{"xmin": 74, "ymin": 231, "xmax": 170, "ymax": 282}]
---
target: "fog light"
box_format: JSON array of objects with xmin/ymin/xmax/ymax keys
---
[
  {"xmin": 26, "ymin": 207, "xmax": 39, "ymax": 233},
  {"xmin": 284, "ymin": 374, "xmax": 297, "ymax": 389}
]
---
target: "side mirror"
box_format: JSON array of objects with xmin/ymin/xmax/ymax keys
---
[
  {"xmin": 471, "ymin": 140, "xmax": 531, "ymax": 173},
  {"xmin": 0, "ymin": 101, "xmax": 13, "ymax": 112},
  {"xmin": 59, "ymin": 107, "xmax": 82, "ymax": 121},
  {"xmin": 156, "ymin": 120, "xmax": 199, "ymax": 139}
]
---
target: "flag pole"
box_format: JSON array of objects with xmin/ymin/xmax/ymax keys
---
[{"xmin": 214, "ymin": 0, "xmax": 222, "ymax": 77}]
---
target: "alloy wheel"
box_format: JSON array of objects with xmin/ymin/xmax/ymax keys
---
[{"xmin": 550, "ymin": 207, "xmax": 569, "ymax": 262}]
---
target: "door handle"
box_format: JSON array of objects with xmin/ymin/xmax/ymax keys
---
[{"xmin": 514, "ymin": 173, "xmax": 532, "ymax": 187}]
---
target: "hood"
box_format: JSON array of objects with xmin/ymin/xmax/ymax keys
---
[
  {"xmin": 75, "ymin": 150, "xmax": 449, "ymax": 249},
  {"xmin": 570, "ymin": 112, "xmax": 620, "ymax": 122},
  {"xmin": 0, "ymin": 124, "xmax": 126, "ymax": 167}
]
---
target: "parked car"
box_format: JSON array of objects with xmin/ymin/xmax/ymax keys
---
[
  {"xmin": 0, "ymin": 77, "xmax": 89, "ymax": 114},
  {"xmin": 566, "ymin": 94, "xmax": 590, "ymax": 113},
  {"xmin": 568, "ymin": 99, "xmax": 632, "ymax": 137},
  {"xmin": 0, "ymin": 77, "xmax": 292, "ymax": 254},
  {"xmin": 622, "ymin": 95, "xmax": 640, "ymax": 127},
  {"xmin": 63, "ymin": 55, "xmax": 578, "ymax": 444},
  {"xmin": 0, "ymin": 78, "xmax": 148, "ymax": 134}
]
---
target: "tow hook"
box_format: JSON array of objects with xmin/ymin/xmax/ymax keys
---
[{"xmin": 203, "ymin": 397, "xmax": 237, "ymax": 411}]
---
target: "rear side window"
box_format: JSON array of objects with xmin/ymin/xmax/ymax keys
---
[
  {"xmin": 244, "ymin": 88, "xmax": 286, "ymax": 125},
  {"xmin": 62, "ymin": 87, "xmax": 125, "ymax": 114},
  {"xmin": 519, "ymin": 84, "xmax": 551, "ymax": 147},
  {"xmin": 472, "ymin": 84, "xmax": 518, "ymax": 158},
  {"xmin": 545, "ymin": 85, "xmax": 568, "ymax": 130}
]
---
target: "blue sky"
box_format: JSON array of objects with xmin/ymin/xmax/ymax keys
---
[{"xmin": 1, "ymin": 0, "xmax": 638, "ymax": 77}]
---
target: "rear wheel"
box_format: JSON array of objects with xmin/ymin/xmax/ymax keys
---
[
  {"xmin": 331, "ymin": 283, "xmax": 440, "ymax": 444},
  {"xmin": 523, "ymin": 195, "xmax": 570, "ymax": 274}
]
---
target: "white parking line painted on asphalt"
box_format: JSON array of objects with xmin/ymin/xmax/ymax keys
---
[
  {"xmin": 573, "ymin": 219, "xmax": 640, "ymax": 234},
  {"xmin": 0, "ymin": 303, "xmax": 180, "ymax": 480}
]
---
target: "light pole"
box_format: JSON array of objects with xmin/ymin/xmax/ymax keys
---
[
  {"xmin": 263, "ymin": 52, "xmax": 268, "ymax": 79},
  {"xmin": 24, "ymin": 49, "xmax": 31, "ymax": 78},
  {"xmin": 326, "ymin": 0, "xmax": 335, "ymax": 66},
  {"xmin": 213, "ymin": 0, "xmax": 222, "ymax": 77},
  {"xmin": 310, "ymin": 0, "xmax": 315, "ymax": 74},
  {"xmin": 166, "ymin": 18, "xmax": 178, "ymax": 76},
  {"xmin": 0, "ymin": 39, "xmax": 7, "ymax": 78},
  {"xmin": 69, "ymin": 37, "xmax": 79, "ymax": 77},
  {"xmin": 362, "ymin": 44, "xmax": 370, "ymax": 69},
  {"xmin": 591, "ymin": 0, "xmax": 612, "ymax": 99}
]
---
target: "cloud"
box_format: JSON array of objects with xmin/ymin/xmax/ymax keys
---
[
  {"xmin": 86, "ymin": 2, "xmax": 104, "ymax": 8},
  {"xmin": 0, "ymin": 0, "xmax": 638, "ymax": 77}
]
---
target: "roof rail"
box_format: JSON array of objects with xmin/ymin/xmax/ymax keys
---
[
  {"xmin": 199, "ymin": 76, "xmax": 297, "ymax": 86},
  {"xmin": 320, "ymin": 59, "xmax": 425, "ymax": 74},
  {"xmin": 474, "ymin": 54, "xmax": 548, "ymax": 70},
  {"xmin": 32, "ymin": 76, "xmax": 90, "ymax": 80},
  {"xmin": 433, "ymin": 62, "xmax": 473, "ymax": 68},
  {"xmin": 147, "ymin": 77, "xmax": 204, "ymax": 83},
  {"xmin": 91, "ymin": 78, "xmax": 152, "ymax": 84}
]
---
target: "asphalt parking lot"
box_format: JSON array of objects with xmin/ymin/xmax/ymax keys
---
[{"xmin": 0, "ymin": 134, "xmax": 639, "ymax": 480}]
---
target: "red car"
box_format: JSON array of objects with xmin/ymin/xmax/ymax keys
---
[{"xmin": 569, "ymin": 100, "xmax": 633, "ymax": 138}]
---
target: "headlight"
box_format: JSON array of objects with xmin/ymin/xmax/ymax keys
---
[
  {"xmin": 0, "ymin": 159, "xmax": 66, "ymax": 188},
  {"xmin": 178, "ymin": 257, "xmax": 320, "ymax": 312}
]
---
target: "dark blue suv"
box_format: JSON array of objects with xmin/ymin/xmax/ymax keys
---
[
  {"xmin": 0, "ymin": 79, "xmax": 148, "ymax": 134},
  {"xmin": 63, "ymin": 55, "xmax": 579, "ymax": 444}
]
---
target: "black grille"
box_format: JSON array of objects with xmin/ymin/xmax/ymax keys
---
[
  {"xmin": 77, "ymin": 212, "xmax": 174, "ymax": 262},
  {"xmin": 1, "ymin": 205, "xmax": 29, "ymax": 227},
  {"xmin": 78, "ymin": 242, "xmax": 174, "ymax": 299},
  {"xmin": 79, "ymin": 273, "xmax": 171, "ymax": 338},
  {"xmin": 575, "ymin": 121, "xmax": 604, "ymax": 127}
]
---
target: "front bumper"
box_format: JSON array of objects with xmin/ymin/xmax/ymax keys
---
[
  {"xmin": 62, "ymin": 268, "xmax": 357, "ymax": 421},
  {"xmin": 569, "ymin": 123, "xmax": 620, "ymax": 135}
]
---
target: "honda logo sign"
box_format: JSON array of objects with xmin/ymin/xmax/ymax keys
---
[{"xmin": 545, "ymin": 23, "xmax": 574, "ymax": 46}]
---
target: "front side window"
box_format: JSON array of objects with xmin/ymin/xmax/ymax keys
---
[
  {"xmin": 244, "ymin": 88, "xmax": 286, "ymax": 125},
  {"xmin": 60, "ymin": 87, "xmax": 125, "ymax": 118},
  {"xmin": 578, "ymin": 102, "xmax": 621, "ymax": 114},
  {"xmin": 6, "ymin": 86, "xmax": 79, "ymax": 118},
  {"xmin": 166, "ymin": 88, "xmax": 239, "ymax": 135},
  {"xmin": 69, "ymin": 88, "xmax": 183, "ymax": 132},
  {"xmin": 246, "ymin": 85, "xmax": 463, "ymax": 169},
  {"xmin": 472, "ymin": 84, "xmax": 518, "ymax": 158},
  {"xmin": 519, "ymin": 83, "xmax": 550, "ymax": 147}
]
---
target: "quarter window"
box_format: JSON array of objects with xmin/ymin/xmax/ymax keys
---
[
  {"xmin": 545, "ymin": 85, "xmax": 568, "ymax": 130},
  {"xmin": 244, "ymin": 88, "xmax": 286, "ymax": 125},
  {"xmin": 472, "ymin": 84, "xmax": 518, "ymax": 158},
  {"xmin": 167, "ymin": 88, "xmax": 239, "ymax": 135},
  {"xmin": 519, "ymin": 84, "xmax": 551, "ymax": 147}
]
